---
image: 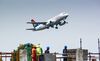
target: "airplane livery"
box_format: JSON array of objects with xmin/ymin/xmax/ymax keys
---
[{"xmin": 26, "ymin": 12, "xmax": 69, "ymax": 31}]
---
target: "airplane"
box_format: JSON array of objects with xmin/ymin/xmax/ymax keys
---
[{"xmin": 26, "ymin": 12, "xmax": 69, "ymax": 31}]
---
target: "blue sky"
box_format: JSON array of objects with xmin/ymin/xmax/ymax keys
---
[{"xmin": 0, "ymin": 0, "xmax": 100, "ymax": 53}]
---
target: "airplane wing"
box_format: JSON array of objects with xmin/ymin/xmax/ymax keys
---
[
  {"xmin": 27, "ymin": 22, "xmax": 47, "ymax": 25},
  {"xmin": 26, "ymin": 28, "xmax": 35, "ymax": 30},
  {"xmin": 26, "ymin": 28, "xmax": 43, "ymax": 31}
]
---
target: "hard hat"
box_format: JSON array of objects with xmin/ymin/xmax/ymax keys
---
[
  {"xmin": 36, "ymin": 44, "xmax": 40, "ymax": 47},
  {"xmin": 64, "ymin": 45, "xmax": 67, "ymax": 48},
  {"xmin": 47, "ymin": 46, "xmax": 50, "ymax": 50},
  {"xmin": 32, "ymin": 44, "xmax": 36, "ymax": 48},
  {"xmin": 47, "ymin": 46, "xmax": 49, "ymax": 48}
]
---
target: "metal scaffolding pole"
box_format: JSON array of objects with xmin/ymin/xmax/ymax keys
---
[
  {"xmin": 88, "ymin": 53, "xmax": 91, "ymax": 61},
  {"xmin": 80, "ymin": 38, "xmax": 82, "ymax": 49},
  {"xmin": 76, "ymin": 38, "xmax": 83, "ymax": 61},
  {"xmin": 98, "ymin": 38, "xmax": 100, "ymax": 61}
]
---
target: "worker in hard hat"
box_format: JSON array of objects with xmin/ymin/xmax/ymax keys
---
[
  {"xmin": 63, "ymin": 46, "xmax": 67, "ymax": 61},
  {"xmin": 36, "ymin": 44, "xmax": 43, "ymax": 61},
  {"xmin": 45, "ymin": 46, "xmax": 50, "ymax": 53},
  {"xmin": 32, "ymin": 45, "xmax": 37, "ymax": 61}
]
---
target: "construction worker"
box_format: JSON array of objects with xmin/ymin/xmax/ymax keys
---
[
  {"xmin": 63, "ymin": 46, "xmax": 67, "ymax": 61},
  {"xmin": 45, "ymin": 46, "xmax": 50, "ymax": 53},
  {"xmin": 13, "ymin": 50, "xmax": 16, "ymax": 61},
  {"xmin": 25, "ymin": 43, "xmax": 32, "ymax": 61},
  {"xmin": 32, "ymin": 45, "xmax": 37, "ymax": 61},
  {"xmin": 36, "ymin": 44, "xmax": 43, "ymax": 61}
]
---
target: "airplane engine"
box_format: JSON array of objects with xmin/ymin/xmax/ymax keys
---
[
  {"xmin": 59, "ymin": 21, "xmax": 66, "ymax": 26},
  {"xmin": 49, "ymin": 21, "xmax": 54, "ymax": 28}
]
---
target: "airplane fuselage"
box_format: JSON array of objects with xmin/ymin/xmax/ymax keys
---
[{"xmin": 27, "ymin": 12, "xmax": 69, "ymax": 31}]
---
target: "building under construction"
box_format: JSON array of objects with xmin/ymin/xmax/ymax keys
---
[{"xmin": 0, "ymin": 41, "xmax": 100, "ymax": 61}]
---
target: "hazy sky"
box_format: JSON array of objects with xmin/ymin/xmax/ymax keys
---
[{"xmin": 0, "ymin": 0, "xmax": 100, "ymax": 53}]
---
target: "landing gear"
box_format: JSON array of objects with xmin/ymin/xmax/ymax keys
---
[
  {"xmin": 50, "ymin": 21, "xmax": 54, "ymax": 28},
  {"xmin": 55, "ymin": 27, "xmax": 58, "ymax": 29},
  {"xmin": 46, "ymin": 26, "xmax": 49, "ymax": 29},
  {"xmin": 55, "ymin": 25, "xmax": 58, "ymax": 29},
  {"xmin": 51, "ymin": 25, "xmax": 54, "ymax": 28}
]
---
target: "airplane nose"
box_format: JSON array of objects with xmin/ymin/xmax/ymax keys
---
[
  {"xmin": 64, "ymin": 14, "xmax": 69, "ymax": 19},
  {"xmin": 66, "ymin": 13, "xmax": 69, "ymax": 16},
  {"xmin": 63, "ymin": 13, "xmax": 68, "ymax": 16},
  {"xmin": 67, "ymin": 15, "xmax": 69, "ymax": 17},
  {"xmin": 65, "ymin": 14, "xmax": 69, "ymax": 17}
]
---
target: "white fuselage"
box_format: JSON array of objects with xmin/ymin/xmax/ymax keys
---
[{"xmin": 35, "ymin": 12, "xmax": 69, "ymax": 31}]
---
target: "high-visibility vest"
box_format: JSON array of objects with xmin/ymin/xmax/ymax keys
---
[
  {"xmin": 32, "ymin": 48, "xmax": 36, "ymax": 57},
  {"xmin": 36, "ymin": 47, "xmax": 42, "ymax": 56}
]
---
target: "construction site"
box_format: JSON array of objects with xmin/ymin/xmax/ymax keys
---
[
  {"xmin": 0, "ymin": 0, "xmax": 99, "ymax": 61},
  {"xmin": 0, "ymin": 38, "xmax": 100, "ymax": 61}
]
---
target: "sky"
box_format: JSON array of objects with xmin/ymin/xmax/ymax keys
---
[{"xmin": 0, "ymin": 0, "xmax": 100, "ymax": 54}]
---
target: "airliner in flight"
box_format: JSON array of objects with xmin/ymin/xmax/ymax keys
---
[{"xmin": 26, "ymin": 12, "xmax": 69, "ymax": 31}]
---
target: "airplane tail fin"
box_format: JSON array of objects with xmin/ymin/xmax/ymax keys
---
[
  {"xmin": 31, "ymin": 19, "xmax": 39, "ymax": 27},
  {"xmin": 27, "ymin": 19, "xmax": 36, "ymax": 24},
  {"xmin": 31, "ymin": 19, "xmax": 36, "ymax": 23}
]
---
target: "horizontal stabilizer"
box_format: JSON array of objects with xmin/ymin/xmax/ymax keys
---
[
  {"xmin": 26, "ymin": 28, "xmax": 35, "ymax": 30},
  {"xmin": 27, "ymin": 22, "xmax": 47, "ymax": 24},
  {"xmin": 27, "ymin": 22, "xmax": 33, "ymax": 24}
]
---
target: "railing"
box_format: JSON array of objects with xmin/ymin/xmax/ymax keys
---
[{"xmin": 54, "ymin": 53, "xmax": 76, "ymax": 61}]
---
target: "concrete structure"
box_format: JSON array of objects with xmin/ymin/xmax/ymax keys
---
[
  {"xmin": 44, "ymin": 54, "xmax": 56, "ymax": 61},
  {"xmin": 67, "ymin": 49, "xmax": 88, "ymax": 61}
]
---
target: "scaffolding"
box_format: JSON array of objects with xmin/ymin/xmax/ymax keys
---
[{"xmin": 0, "ymin": 52, "xmax": 12, "ymax": 61}]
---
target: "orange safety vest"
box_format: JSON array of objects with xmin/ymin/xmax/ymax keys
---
[{"xmin": 32, "ymin": 47, "xmax": 37, "ymax": 61}]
